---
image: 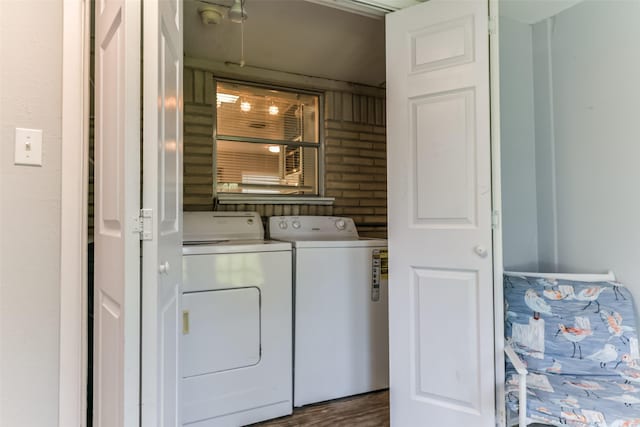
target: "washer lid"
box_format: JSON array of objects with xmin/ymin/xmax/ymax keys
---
[{"xmin": 182, "ymin": 239, "xmax": 291, "ymax": 255}]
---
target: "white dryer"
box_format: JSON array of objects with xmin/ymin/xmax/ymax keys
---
[
  {"xmin": 269, "ymin": 216, "xmax": 389, "ymax": 407},
  {"xmin": 181, "ymin": 212, "xmax": 292, "ymax": 426}
]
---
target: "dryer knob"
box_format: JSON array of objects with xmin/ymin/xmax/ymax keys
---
[
  {"xmin": 292, "ymin": 220, "xmax": 301, "ymax": 229},
  {"xmin": 278, "ymin": 221, "xmax": 288, "ymax": 230},
  {"xmin": 335, "ymin": 219, "xmax": 346, "ymax": 230}
]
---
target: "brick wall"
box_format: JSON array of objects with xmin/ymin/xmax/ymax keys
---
[
  {"xmin": 323, "ymin": 93, "xmax": 387, "ymax": 238},
  {"xmin": 182, "ymin": 68, "xmax": 215, "ymax": 210},
  {"xmin": 183, "ymin": 65, "xmax": 388, "ymax": 238}
]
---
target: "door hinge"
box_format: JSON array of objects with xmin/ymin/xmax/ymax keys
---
[
  {"xmin": 488, "ymin": 17, "xmax": 497, "ymax": 36},
  {"xmin": 492, "ymin": 210, "xmax": 500, "ymax": 230},
  {"xmin": 133, "ymin": 208, "xmax": 153, "ymax": 241}
]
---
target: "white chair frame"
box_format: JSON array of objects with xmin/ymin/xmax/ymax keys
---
[{"xmin": 504, "ymin": 344, "xmax": 529, "ymax": 427}]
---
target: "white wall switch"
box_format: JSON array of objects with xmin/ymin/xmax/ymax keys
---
[{"xmin": 14, "ymin": 128, "xmax": 43, "ymax": 166}]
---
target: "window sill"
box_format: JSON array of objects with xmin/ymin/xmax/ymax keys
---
[{"xmin": 217, "ymin": 194, "xmax": 335, "ymax": 206}]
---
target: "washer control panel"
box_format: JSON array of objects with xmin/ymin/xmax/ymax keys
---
[
  {"xmin": 269, "ymin": 216, "xmax": 359, "ymax": 240},
  {"xmin": 371, "ymin": 249, "xmax": 388, "ymax": 302}
]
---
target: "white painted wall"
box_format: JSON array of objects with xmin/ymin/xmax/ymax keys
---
[
  {"xmin": 499, "ymin": 0, "xmax": 585, "ymax": 24},
  {"xmin": 499, "ymin": 16, "xmax": 539, "ymax": 271},
  {"xmin": 532, "ymin": 19, "xmax": 559, "ymax": 272},
  {"xmin": 0, "ymin": 1, "xmax": 62, "ymax": 426},
  {"xmin": 547, "ymin": 1, "xmax": 640, "ymax": 299},
  {"xmin": 502, "ymin": 0, "xmax": 640, "ymax": 304}
]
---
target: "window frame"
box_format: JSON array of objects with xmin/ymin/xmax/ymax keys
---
[{"xmin": 212, "ymin": 77, "xmax": 325, "ymax": 199}]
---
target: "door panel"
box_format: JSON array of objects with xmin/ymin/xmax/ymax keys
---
[
  {"xmin": 413, "ymin": 268, "xmax": 480, "ymax": 409},
  {"xmin": 411, "ymin": 89, "xmax": 477, "ymax": 225},
  {"xmin": 160, "ymin": 24, "xmax": 180, "ymax": 232},
  {"xmin": 142, "ymin": 0, "xmax": 183, "ymax": 426},
  {"xmin": 94, "ymin": 0, "xmax": 141, "ymax": 426},
  {"xmin": 386, "ymin": 1, "xmax": 495, "ymax": 426},
  {"xmin": 410, "ymin": 15, "xmax": 475, "ymax": 73}
]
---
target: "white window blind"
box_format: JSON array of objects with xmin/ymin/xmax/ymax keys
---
[{"xmin": 215, "ymin": 81, "xmax": 320, "ymax": 196}]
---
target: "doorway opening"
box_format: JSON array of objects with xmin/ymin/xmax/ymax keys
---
[
  {"xmin": 498, "ymin": 1, "xmax": 640, "ymax": 425},
  {"xmin": 86, "ymin": 0, "xmax": 390, "ymax": 425},
  {"xmin": 183, "ymin": 0, "xmax": 390, "ymax": 424}
]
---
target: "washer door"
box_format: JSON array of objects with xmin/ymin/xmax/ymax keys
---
[{"xmin": 182, "ymin": 287, "xmax": 261, "ymax": 378}]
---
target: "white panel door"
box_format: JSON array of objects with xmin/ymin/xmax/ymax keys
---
[
  {"xmin": 93, "ymin": 0, "xmax": 141, "ymax": 426},
  {"xmin": 386, "ymin": 1, "xmax": 495, "ymax": 426},
  {"xmin": 141, "ymin": 0, "xmax": 183, "ymax": 426}
]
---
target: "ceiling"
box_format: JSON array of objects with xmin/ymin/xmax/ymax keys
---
[
  {"xmin": 499, "ymin": 0, "xmax": 585, "ymax": 24},
  {"xmin": 304, "ymin": 0, "xmax": 423, "ymax": 17},
  {"xmin": 185, "ymin": 0, "xmax": 587, "ymax": 85},
  {"xmin": 184, "ymin": 0, "xmax": 388, "ymax": 86}
]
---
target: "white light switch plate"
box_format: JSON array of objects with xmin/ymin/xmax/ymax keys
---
[{"xmin": 14, "ymin": 128, "xmax": 43, "ymax": 166}]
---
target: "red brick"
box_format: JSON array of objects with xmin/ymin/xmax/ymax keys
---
[
  {"xmin": 342, "ymin": 190, "xmax": 374, "ymax": 198},
  {"xmin": 359, "ymin": 199, "xmax": 386, "ymax": 207},
  {"xmin": 342, "ymin": 157, "xmax": 374, "ymax": 166},
  {"xmin": 325, "ymin": 163, "xmax": 358, "ymax": 173},
  {"xmin": 325, "ymin": 146, "xmax": 360, "ymax": 156},
  {"xmin": 341, "ymin": 122, "xmax": 374, "ymax": 133},
  {"xmin": 361, "ymin": 216, "xmax": 387, "ymax": 224},
  {"xmin": 342, "ymin": 207, "xmax": 376, "ymax": 215},
  {"xmin": 325, "ymin": 129, "xmax": 359, "ymax": 139},
  {"xmin": 341, "ymin": 173, "xmax": 370, "ymax": 182},
  {"xmin": 340, "ymin": 140, "xmax": 374, "ymax": 150},
  {"xmin": 359, "ymin": 183, "xmax": 387, "ymax": 191},
  {"xmin": 359, "ymin": 133, "xmax": 386, "ymax": 143},
  {"xmin": 359, "ymin": 166, "xmax": 386, "ymax": 174},
  {"xmin": 359, "ymin": 150, "xmax": 386, "ymax": 159},
  {"xmin": 327, "ymin": 181, "xmax": 360, "ymax": 190}
]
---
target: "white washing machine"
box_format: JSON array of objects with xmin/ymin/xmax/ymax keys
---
[
  {"xmin": 269, "ymin": 216, "xmax": 389, "ymax": 407},
  {"xmin": 181, "ymin": 212, "xmax": 292, "ymax": 426}
]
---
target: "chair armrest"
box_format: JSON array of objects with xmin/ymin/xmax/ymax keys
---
[
  {"xmin": 505, "ymin": 344, "xmax": 528, "ymax": 375},
  {"xmin": 504, "ymin": 343, "xmax": 528, "ymax": 427}
]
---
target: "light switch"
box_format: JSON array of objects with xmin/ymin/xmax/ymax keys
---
[{"xmin": 14, "ymin": 128, "xmax": 43, "ymax": 166}]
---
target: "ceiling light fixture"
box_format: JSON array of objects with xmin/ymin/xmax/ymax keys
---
[
  {"xmin": 240, "ymin": 100, "xmax": 252, "ymax": 112},
  {"xmin": 198, "ymin": 5, "xmax": 224, "ymax": 25},
  {"xmin": 268, "ymin": 146, "xmax": 281, "ymax": 153},
  {"xmin": 268, "ymin": 104, "xmax": 279, "ymax": 116}
]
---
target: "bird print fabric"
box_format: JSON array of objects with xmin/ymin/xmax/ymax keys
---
[{"xmin": 504, "ymin": 274, "xmax": 640, "ymax": 426}]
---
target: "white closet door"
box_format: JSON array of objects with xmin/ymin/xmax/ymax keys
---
[
  {"xmin": 141, "ymin": 0, "xmax": 183, "ymax": 426},
  {"xmin": 93, "ymin": 0, "xmax": 141, "ymax": 425},
  {"xmin": 386, "ymin": 1, "xmax": 495, "ymax": 426}
]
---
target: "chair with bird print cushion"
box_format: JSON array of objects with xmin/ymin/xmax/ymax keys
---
[{"xmin": 503, "ymin": 272, "xmax": 640, "ymax": 427}]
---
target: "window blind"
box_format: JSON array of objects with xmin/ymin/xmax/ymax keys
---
[{"xmin": 215, "ymin": 81, "xmax": 320, "ymax": 195}]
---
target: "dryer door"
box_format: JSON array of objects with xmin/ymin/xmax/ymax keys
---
[{"xmin": 182, "ymin": 287, "xmax": 261, "ymax": 377}]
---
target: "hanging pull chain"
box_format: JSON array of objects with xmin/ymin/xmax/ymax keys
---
[{"xmin": 239, "ymin": 0, "xmax": 246, "ymax": 67}]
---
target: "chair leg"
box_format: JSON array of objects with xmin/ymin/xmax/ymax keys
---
[{"xmin": 519, "ymin": 372, "xmax": 527, "ymax": 427}]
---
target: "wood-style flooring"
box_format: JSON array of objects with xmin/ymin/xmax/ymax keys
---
[{"xmin": 249, "ymin": 390, "xmax": 390, "ymax": 427}]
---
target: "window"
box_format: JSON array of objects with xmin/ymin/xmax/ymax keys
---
[{"xmin": 214, "ymin": 80, "xmax": 321, "ymax": 196}]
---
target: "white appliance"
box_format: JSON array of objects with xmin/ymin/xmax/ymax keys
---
[
  {"xmin": 181, "ymin": 212, "xmax": 292, "ymax": 426},
  {"xmin": 269, "ymin": 216, "xmax": 389, "ymax": 407}
]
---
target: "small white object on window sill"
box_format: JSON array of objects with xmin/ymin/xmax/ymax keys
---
[{"xmin": 216, "ymin": 195, "xmax": 334, "ymax": 206}]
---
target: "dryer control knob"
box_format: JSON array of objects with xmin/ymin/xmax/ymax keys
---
[
  {"xmin": 335, "ymin": 219, "xmax": 346, "ymax": 230},
  {"xmin": 292, "ymin": 220, "xmax": 301, "ymax": 229},
  {"xmin": 278, "ymin": 221, "xmax": 288, "ymax": 230}
]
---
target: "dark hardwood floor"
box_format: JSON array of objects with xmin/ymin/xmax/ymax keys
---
[{"xmin": 249, "ymin": 390, "xmax": 390, "ymax": 427}]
